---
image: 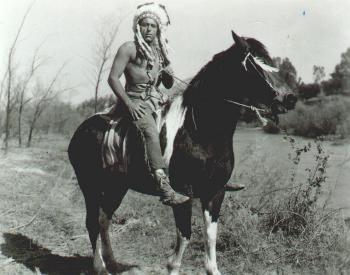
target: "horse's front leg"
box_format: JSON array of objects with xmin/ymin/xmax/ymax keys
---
[
  {"xmin": 201, "ymin": 189, "xmax": 225, "ymax": 275},
  {"xmin": 167, "ymin": 200, "xmax": 192, "ymax": 275}
]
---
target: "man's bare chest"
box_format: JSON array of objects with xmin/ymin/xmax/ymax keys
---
[{"xmin": 126, "ymin": 57, "xmax": 162, "ymax": 83}]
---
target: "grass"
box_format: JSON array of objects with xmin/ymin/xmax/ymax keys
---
[{"xmin": 0, "ymin": 130, "xmax": 350, "ymax": 274}]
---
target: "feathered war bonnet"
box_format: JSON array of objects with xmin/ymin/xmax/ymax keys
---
[{"xmin": 133, "ymin": 2, "xmax": 171, "ymax": 67}]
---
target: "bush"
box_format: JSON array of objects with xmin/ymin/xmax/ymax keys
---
[
  {"xmin": 279, "ymin": 95, "xmax": 350, "ymax": 138},
  {"xmin": 298, "ymin": 83, "xmax": 321, "ymax": 99},
  {"xmin": 262, "ymin": 137, "xmax": 327, "ymax": 234},
  {"xmin": 218, "ymin": 137, "xmax": 350, "ymax": 274}
]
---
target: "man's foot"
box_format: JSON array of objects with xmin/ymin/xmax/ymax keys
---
[
  {"xmin": 225, "ymin": 183, "xmax": 245, "ymax": 192},
  {"xmin": 154, "ymin": 169, "xmax": 190, "ymax": 206}
]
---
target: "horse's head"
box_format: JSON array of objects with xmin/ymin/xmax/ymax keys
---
[{"xmin": 225, "ymin": 31, "xmax": 297, "ymax": 116}]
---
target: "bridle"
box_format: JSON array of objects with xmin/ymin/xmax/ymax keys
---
[
  {"xmin": 222, "ymin": 51, "xmax": 282, "ymax": 126},
  {"xmin": 241, "ymin": 52, "xmax": 280, "ymax": 99}
]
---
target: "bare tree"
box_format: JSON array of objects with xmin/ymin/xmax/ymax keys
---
[
  {"xmin": 26, "ymin": 63, "xmax": 66, "ymax": 147},
  {"xmin": 0, "ymin": 71, "xmax": 9, "ymax": 104},
  {"xmin": 1, "ymin": 70, "xmax": 19, "ymax": 137},
  {"xmin": 313, "ymin": 65, "xmax": 326, "ymax": 84},
  {"xmin": 90, "ymin": 17, "xmax": 123, "ymax": 113},
  {"xmin": 2, "ymin": 1, "xmax": 36, "ymax": 149},
  {"xmin": 17, "ymin": 46, "xmax": 46, "ymax": 146}
]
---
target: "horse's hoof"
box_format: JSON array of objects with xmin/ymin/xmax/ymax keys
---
[
  {"xmin": 105, "ymin": 260, "xmax": 119, "ymax": 274},
  {"xmin": 206, "ymin": 270, "xmax": 222, "ymax": 275},
  {"xmin": 167, "ymin": 262, "xmax": 180, "ymax": 275},
  {"xmin": 93, "ymin": 267, "xmax": 110, "ymax": 275}
]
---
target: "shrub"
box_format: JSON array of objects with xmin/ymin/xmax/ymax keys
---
[
  {"xmin": 262, "ymin": 137, "xmax": 327, "ymax": 234},
  {"xmin": 279, "ymin": 95, "xmax": 350, "ymax": 138},
  {"xmin": 218, "ymin": 137, "xmax": 350, "ymax": 274},
  {"xmin": 298, "ymin": 83, "xmax": 321, "ymax": 99}
]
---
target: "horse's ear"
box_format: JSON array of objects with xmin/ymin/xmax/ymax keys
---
[
  {"xmin": 231, "ymin": 30, "xmax": 247, "ymax": 50},
  {"xmin": 231, "ymin": 31, "xmax": 240, "ymax": 42}
]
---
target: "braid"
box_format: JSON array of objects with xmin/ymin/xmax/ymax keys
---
[
  {"xmin": 158, "ymin": 32, "xmax": 170, "ymax": 66},
  {"xmin": 135, "ymin": 24, "xmax": 154, "ymax": 63}
]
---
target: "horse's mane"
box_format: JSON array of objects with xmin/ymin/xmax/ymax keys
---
[
  {"xmin": 181, "ymin": 50, "xmax": 227, "ymax": 107},
  {"xmin": 180, "ymin": 37, "xmax": 273, "ymax": 107}
]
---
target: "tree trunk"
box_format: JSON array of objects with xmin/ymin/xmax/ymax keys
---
[
  {"xmin": 27, "ymin": 122, "xmax": 35, "ymax": 147},
  {"xmin": 94, "ymin": 65, "xmax": 103, "ymax": 113},
  {"xmin": 4, "ymin": 69, "xmax": 12, "ymax": 150},
  {"xmin": 18, "ymin": 103, "xmax": 23, "ymax": 147},
  {"xmin": 27, "ymin": 114, "xmax": 38, "ymax": 147},
  {"xmin": 94, "ymin": 82, "xmax": 98, "ymax": 113},
  {"xmin": 4, "ymin": 103, "xmax": 10, "ymax": 149}
]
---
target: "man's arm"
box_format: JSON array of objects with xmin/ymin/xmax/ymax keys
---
[
  {"xmin": 108, "ymin": 42, "xmax": 133, "ymax": 106},
  {"xmin": 108, "ymin": 42, "xmax": 147, "ymax": 120}
]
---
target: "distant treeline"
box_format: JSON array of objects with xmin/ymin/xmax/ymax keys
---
[
  {"xmin": 274, "ymin": 47, "xmax": 350, "ymax": 99},
  {"xmin": 272, "ymin": 48, "xmax": 350, "ymax": 138}
]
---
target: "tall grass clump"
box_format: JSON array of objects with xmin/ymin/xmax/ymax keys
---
[
  {"xmin": 218, "ymin": 137, "xmax": 350, "ymax": 274},
  {"xmin": 279, "ymin": 95, "xmax": 350, "ymax": 138}
]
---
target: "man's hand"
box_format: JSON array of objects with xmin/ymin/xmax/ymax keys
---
[
  {"xmin": 127, "ymin": 101, "xmax": 148, "ymax": 120},
  {"xmin": 161, "ymin": 65, "xmax": 174, "ymax": 89}
]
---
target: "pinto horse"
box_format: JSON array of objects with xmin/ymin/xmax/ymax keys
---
[{"xmin": 68, "ymin": 31, "xmax": 296, "ymax": 275}]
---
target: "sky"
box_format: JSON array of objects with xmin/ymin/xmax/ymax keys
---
[{"xmin": 1, "ymin": 0, "xmax": 350, "ymax": 104}]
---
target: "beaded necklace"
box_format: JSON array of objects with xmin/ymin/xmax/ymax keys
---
[{"xmin": 146, "ymin": 46, "xmax": 164, "ymax": 85}]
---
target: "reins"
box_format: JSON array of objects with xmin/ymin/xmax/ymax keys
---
[{"xmin": 224, "ymin": 99, "xmax": 268, "ymax": 126}]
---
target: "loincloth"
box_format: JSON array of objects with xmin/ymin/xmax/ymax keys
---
[{"xmin": 125, "ymin": 83, "xmax": 168, "ymax": 112}]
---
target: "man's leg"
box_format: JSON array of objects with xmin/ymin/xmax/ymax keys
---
[
  {"xmin": 133, "ymin": 112, "xmax": 165, "ymax": 171},
  {"xmin": 132, "ymin": 109, "xmax": 189, "ymax": 205}
]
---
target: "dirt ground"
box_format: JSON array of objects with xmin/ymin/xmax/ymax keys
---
[{"xmin": 0, "ymin": 129, "xmax": 349, "ymax": 274}]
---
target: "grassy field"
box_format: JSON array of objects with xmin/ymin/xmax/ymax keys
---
[{"xmin": 0, "ymin": 128, "xmax": 349, "ymax": 274}]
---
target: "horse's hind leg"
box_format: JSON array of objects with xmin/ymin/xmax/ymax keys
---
[
  {"xmin": 80, "ymin": 183, "xmax": 107, "ymax": 274},
  {"xmin": 79, "ymin": 172, "xmax": 128, "ymax": 275},
  {"xmin": 98, "ymin": 172, "xmax": 128, "ymax": 273},
  {"xmin": 201, "ymin": 189, "xmax": 225, "ymax": 275},
  {"xmin": 167, "ymin": 200, "xmax": 192, "ymax": 275}
]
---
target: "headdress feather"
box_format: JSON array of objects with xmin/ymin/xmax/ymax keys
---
[
  {"xmin": 252, "ymin": 56, "xmax": 279, "ymax": 73},
  {"xmin": 133, "ymin": 2, "xmax": 171, "ymax": 66}
]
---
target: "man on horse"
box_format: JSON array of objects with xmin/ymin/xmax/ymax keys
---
[{"xmin": 107, "ymin": 3, "xmax": 190, "ymax": 206}]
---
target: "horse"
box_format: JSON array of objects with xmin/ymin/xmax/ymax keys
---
[{"xmin": 68, "ymin": 31, "xmax": 297, "ymax": 275}]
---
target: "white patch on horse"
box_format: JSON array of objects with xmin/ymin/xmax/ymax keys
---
[
  {"xmin": 203, "ymin": 210, "xmax": 221, "ymax": 275},
  {"xmin": 98, "ymin": 248, "xmax": 106, "ymax": 269},
  {"xmin": 168, "ymin": 228, "xmax": 190, "ymax": 275},
  {"xmin": 163, "ymin": 96, "xmax": 187, "ymax": 166}
]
